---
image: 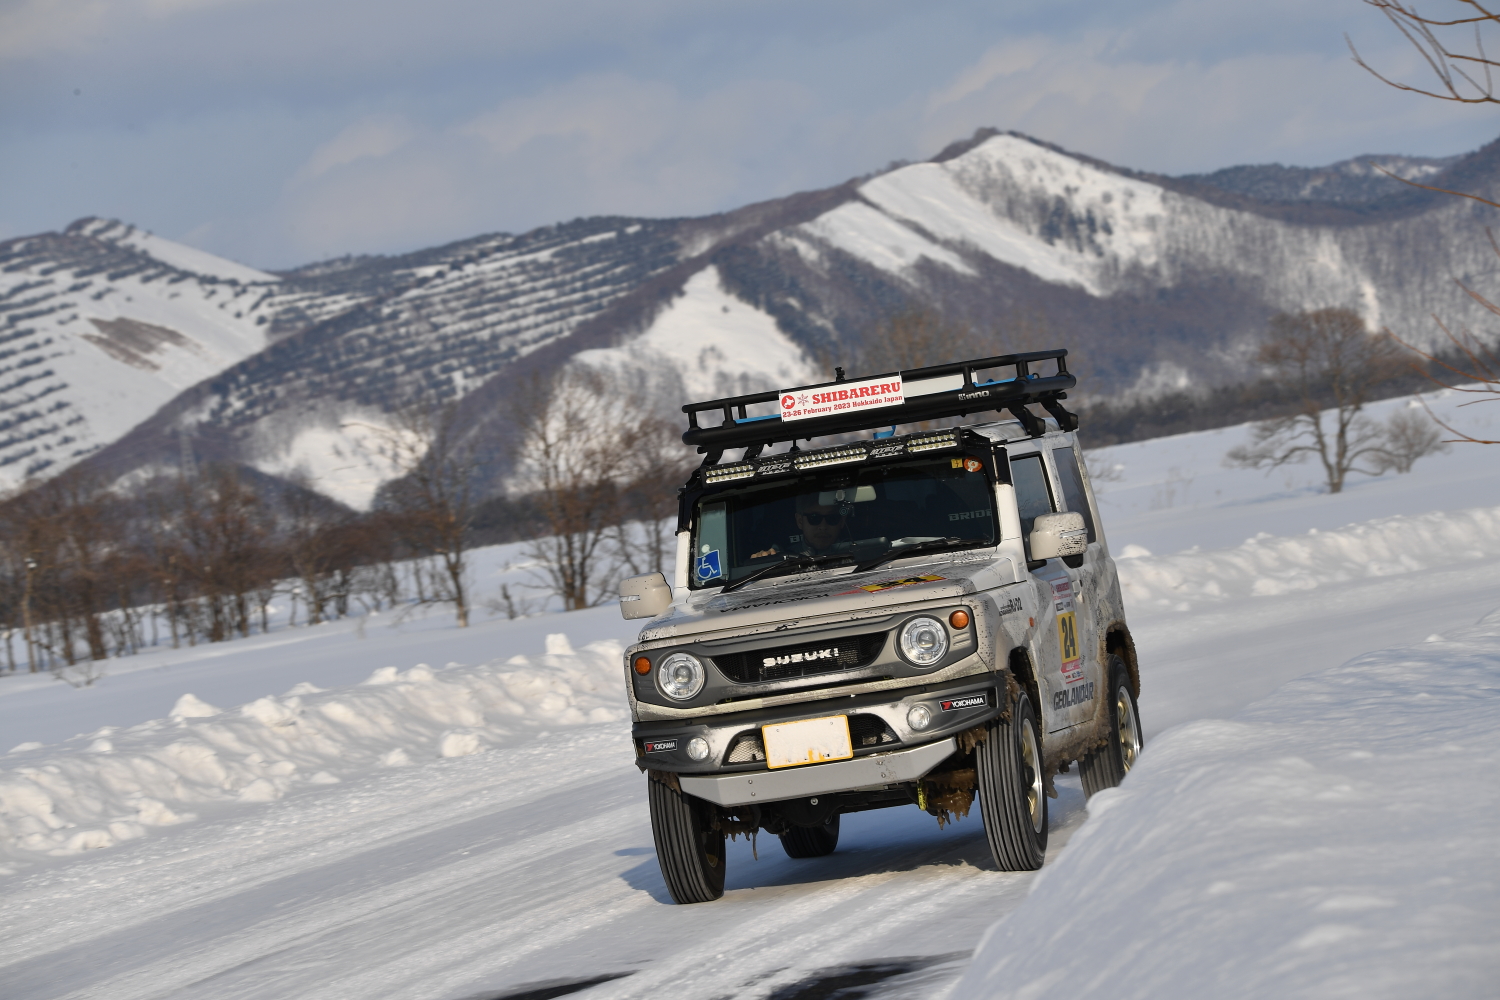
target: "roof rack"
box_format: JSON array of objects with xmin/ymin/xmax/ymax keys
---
[{"xmin": 682, "ymin": 349, "xmax": 1077, "ymax": 461}]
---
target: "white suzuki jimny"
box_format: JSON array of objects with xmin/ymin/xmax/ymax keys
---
[{"xmin": 618, "ymin": 351, "xmax": 1141, "ymax": 903}]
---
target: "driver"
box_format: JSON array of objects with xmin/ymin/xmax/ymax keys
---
[
  {"xmin": 752, "ymin": 492, "xmax": 849, "ymax": 558},
  {"xmin": 794, "ymin": 493, "xmax": 848, "ymax": 553}
]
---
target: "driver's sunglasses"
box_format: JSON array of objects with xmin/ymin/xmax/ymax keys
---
[{"xmin": 801, "ymin": 512, "xmax": 844, "ymax": 526}]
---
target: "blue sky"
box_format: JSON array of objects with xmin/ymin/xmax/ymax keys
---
[{"xmin": 2, "ymin": 0, "xmax": 1496, "ymax": 269}]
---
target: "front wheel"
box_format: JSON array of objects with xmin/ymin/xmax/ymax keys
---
[
  {"xmin": 1079, "ymin": 654, "xmax": 1143, "ymax": 797},
  {"xmin": 976, "ymin": 691, "xmax": 1047, "ymax": 870},
  {"xmin": 780, "ymin": 814, "xmax": 840, "ymax": 858},
  {"xmin": 647, "ymin": 777, "xmax": 726, "ymax": 903}
]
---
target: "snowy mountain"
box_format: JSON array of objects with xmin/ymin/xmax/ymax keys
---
[
  {"xmin": 12, "ymin": 130, "xmax": 1500, "ymax": 504},
  {"xmin": 0, "ymin": 219, "xmax": 275, "ymax": 489}
]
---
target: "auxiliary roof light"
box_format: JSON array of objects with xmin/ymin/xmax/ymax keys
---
[
  {"xmin": 906, "ymin": 431, "xmax": 959, "ymax": 453},
  {"xmin": 704, "ymin": 463, "xmax": 756, "ymax": 484},
  {"xmin": 793, "ymin": 444, "xmax": 868, "ymax": 470}
]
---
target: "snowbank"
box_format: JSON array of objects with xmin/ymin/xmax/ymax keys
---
[
  {"xmin": 0, "ymin": 634, "xmax": 624, "ymax": 867},
  {"xmin": 952, "ymin": 610, "xmax": 1500, "ymax": 1000},
  {"xmin": 1117, "ymin": 503, "xmax": 1500, "ymax": 610}
]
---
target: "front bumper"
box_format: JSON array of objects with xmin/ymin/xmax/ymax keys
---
[
  {"xmin": 681, "ymin": 738, "xmax": 957, "ymax": 807},
  {"xmin": 633, "ymin": 673, "xmax": 998, "ymax": 774}
]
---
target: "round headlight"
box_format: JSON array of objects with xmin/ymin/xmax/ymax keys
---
[
  {"xmin": 657, "ymin": 652, "xmax": 706, "ymax": 701},
  {"xmin": 686, "ymin": 737, "xmax": 711, "ymax": 761},
  {"xmin": 907, "ymin": 704, "xmax": 933, "ymax": 731},
  {"xmin": 899, "ymin": 616, "xmax": 948, "ymax": 667}
]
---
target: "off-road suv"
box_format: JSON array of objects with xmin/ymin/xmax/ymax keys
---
[{"xmin": 618, "ymin": 351, "xmax": 1142, "ymax": 903}]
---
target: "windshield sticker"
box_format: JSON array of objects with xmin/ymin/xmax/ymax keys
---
[
  {"xmin": 780, "ymin": 375, "xmax": 904, "ymax": 422},
  {"xmin": 696, "ymin": 549, "xmax": 723, "ymax": 582},
  {"xmin": 839, "ymin": 574, "xmax": 946, "ymax": 595},
  {"xmin": 948, "ymin": 510, "xmax": 988, "ymax": 521},
  {"xmin": 949, "ymin": 457, "xmax": 985, "ymax": 472}
]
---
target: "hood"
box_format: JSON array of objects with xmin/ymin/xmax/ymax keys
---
[{"xmin": 636, "ymin": 552, "xmax": 1017, "ymax": 643}]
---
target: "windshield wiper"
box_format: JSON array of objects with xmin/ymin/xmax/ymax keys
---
[
  {"xmin": 720, "ymin": 552, "xmax": 852, "ymax": 595},
  {"xmin": 853, "ymin": 537, "xmax": 980, "ymax": 574}
]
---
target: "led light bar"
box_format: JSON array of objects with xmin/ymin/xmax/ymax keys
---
[
  {"xmin": 906, "ymin": 431, "xmax": 959, "ymax": 453},
  {"xmin": 704, "ymin": 463, "xmax": 756, "ymax": 484},
  {"xmin": 792, "ymin": 444, "xmax": 868, "ymax": 470}
]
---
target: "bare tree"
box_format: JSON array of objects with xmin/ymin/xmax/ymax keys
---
[
  {"xmin": 176, "ymin": 467, "xmax": 275, "ymax": 641},
  {"xmin": 511, "ymin": 366, "xmax": 657, "ymax": 611},
  {"xmin": 1349, "ymin": 1, "xmax": 1500, "ymax": 441},
  {"xmin": 1375, "ymin": 407, "xmax": 1453, "ymax": 472},
  {"xmin": 1388, "ymin": 305, "xmax": 1500, "ymax": 443},
  {"xmin": 373, "ymin": 400, "xmax": 483, "ymax": 627},
  {"xmin": 1226, "ymin": 308, "xmax": 1406, "ymax": 492},
  {"xmin": 1350, "ymin": 1, "xmax": 1500, "ymax": 106}
]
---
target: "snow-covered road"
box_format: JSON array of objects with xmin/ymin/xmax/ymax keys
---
[
  {"xmin": 3, "ymin": 515, "xmax": 1497, "ymax": 999},
  {"xmin": 0, "ymin": 721, "xmax": 1090, "ymax": 1000}
]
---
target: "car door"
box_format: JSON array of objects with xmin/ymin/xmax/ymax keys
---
[
  {"xmin": 1008, "ymin": 449, "xmax": 1093, "ymax": 734},
  {"xmin": 1047, "ymin": 441, "xmax": 1105, "ymax": 727}
]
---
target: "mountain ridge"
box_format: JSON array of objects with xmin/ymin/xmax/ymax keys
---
[{"xmin": 5, "ymin": 129, "xmax": 1496, "ymax": 504}]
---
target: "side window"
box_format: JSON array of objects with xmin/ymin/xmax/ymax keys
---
[
  {"xmin": 1052, "ymin": 447, "xmax": 1097, "ymax": 543},
  {"xmin": 1009, "ymin": 453, "xmax": 1054, "ymax": 537}
]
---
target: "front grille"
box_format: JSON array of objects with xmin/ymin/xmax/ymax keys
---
[
  {"xmin": 849, "ymin": 714, "xmax": 899, "ymax": 748},
  {"xmin": 725, "ymin": 731, "xmax": 766, "ymax": 763},
  {"xmin": 712, "ymin": 632, "xmax": 887, "ymax": 684}
]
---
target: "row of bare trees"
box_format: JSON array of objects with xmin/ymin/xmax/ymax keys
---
[
  {"xmin": 0, "ymin": 464, "xmax": 442, "ymax": 685},
  {"xmin": 0, "ymin": 367, "xmax": 698, "ymax": 684}
]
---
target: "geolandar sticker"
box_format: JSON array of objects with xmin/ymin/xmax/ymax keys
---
[
  {"xmin": 839, "ymin": 573, "xmax": 945, "ymax": 595},
  {"xmin": 1052, "ymin": 682, "xmax": 1096, "ymax": 711},
  {"xmin": 695, "ymin": 549, "xmax": 723, "ymax": 581},
  {"xmin": 643, "ymin": 739, "xmax": 678, "ymax": 753},
  {"xmin": 1052, "ymin": 579, "xmax": 1084, "ymax": 685}
]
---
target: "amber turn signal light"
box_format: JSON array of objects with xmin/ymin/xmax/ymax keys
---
[
  {"xmin": 634, "ymin": 656, "xmax": 652, "ymax": 675},
  {"xmin": 949, "ymin": 609, "xmax": 970, "ymax": 630}
]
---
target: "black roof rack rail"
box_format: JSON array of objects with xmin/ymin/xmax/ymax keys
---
[{"xmin": 681, "ymin": 349, "xmax": 1077, "ymax": 459}]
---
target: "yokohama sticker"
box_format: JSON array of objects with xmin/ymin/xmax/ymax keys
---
[
  {"xmin": 940, "ymin": 694, "xmax": 989, "ymax": 711},
  {"xmin": 642, "ymin": 739, "xmax": 678, "ymax": 753},
  {"xmin": 780, "ymin": 375, "xmax": 904, "ymax": 422}
]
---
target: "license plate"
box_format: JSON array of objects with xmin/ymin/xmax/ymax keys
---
[{"xmin": 763, "ymin": 715, "xmax": 854, "ymax": 769}]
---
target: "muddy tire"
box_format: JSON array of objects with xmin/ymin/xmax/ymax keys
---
[
  {"xmin": 1079, "ymin": 655, "xmax": 1143, "ymax": 798},
  {"xmin": 647, "ymin": 777, "xmax": 726, "ymax": 903},
  {"xmin": 780, "ymin": 814, "xmax": 840, "ymax": 858},
  {"xmin": 976, "ymin": 691, "xmax": 1047, "ymax": 870}
]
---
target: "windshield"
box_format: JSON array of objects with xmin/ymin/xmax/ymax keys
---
[{"xmin": 690, "ymin": 452, "xmax": 998, "ymax": 588}]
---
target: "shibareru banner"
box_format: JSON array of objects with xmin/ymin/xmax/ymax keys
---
[{"xmin": 778, "ymin": 376, "xmax": 904, "ymax": 423}]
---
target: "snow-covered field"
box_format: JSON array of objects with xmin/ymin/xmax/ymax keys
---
[{"xmin": 1, "ymin": 389, "xmax": 1498, "ymax": 1000}]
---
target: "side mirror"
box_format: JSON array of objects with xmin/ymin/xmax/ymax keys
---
[
  {"xmin": 1029, "ymin": 512, "xmax": 1087, "ymax": 560},
  {"xmin": 619, "ymin": 572, "xmax": 672, "ymax": 620}
]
